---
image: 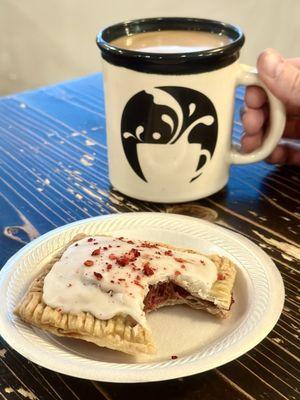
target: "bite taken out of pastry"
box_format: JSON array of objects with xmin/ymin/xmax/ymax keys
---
[{"xmin": 14, "ymin": 234, "xmax": 237, "ymax": 356}]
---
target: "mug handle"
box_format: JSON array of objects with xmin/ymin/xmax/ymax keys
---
[{"xmin": 230, "ymin": 64, "xmax": 286, "ymax": 164}]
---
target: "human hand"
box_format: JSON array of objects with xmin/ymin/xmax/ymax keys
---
[{"xmin": 241, "ymin": 48, "xmax": 300, "ymax": 166}]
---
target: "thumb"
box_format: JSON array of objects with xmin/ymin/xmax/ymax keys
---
[{"xmin": 257, "ymin": 48, "xmax": 300, "ymax": 107}]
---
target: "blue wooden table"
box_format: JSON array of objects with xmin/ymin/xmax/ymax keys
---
[{"xmin": 0, "ymin": 74, "xmax": 299, "ymax": 400}]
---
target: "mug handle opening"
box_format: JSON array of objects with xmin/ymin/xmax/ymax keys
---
[{"xmin": 230, "ymin": 64, "xmax": 286, "ymax": 165}]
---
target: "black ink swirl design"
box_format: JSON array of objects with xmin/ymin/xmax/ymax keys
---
[{"xmin": 121, "ymin": 86, "xmax": 218, "ymax": 182}]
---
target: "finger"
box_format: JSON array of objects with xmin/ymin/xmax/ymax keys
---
[
  {"xmin": 288, "ymin": 58, "xmax": 300, "ymax": 69},
  {"xmin": 286, "ymin": 102, "xmax": 300, "ymax": 117},
  {"xmin": 241, "ymin": 131, "xmax": 263, "ymax": 153},
  {"xmin": 286, "ymin": 145, "xmax": 300, "ymax": 165},
  {"xmin": 283, "ymin": 61, "xmax": 300, "ymax": 115},
  {"xmin": 257, "ymin": 48, "xmax": 300, "ymax": 107},
  {"xmin": 242, "ymin": 107, "xmax": 266, "ymax": 135},
  {"xmin": 283, "ymin": 117, "xmax": 300, "ymax": 139},
  {"xmin": 266, "ymin": 145, "xmax": 286, "ymax": 164},
  {"xmin": 245, "ymin": 86, "xmax": 267, "ymax": 109},
  {"xmin": 266, "ymin": 144, "xmax": 300, "ymax": 166}
]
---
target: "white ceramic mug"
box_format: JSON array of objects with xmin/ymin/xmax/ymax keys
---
[{"xmin": 97, "ymin": 18, "xmax": 286, "ymax": 203}]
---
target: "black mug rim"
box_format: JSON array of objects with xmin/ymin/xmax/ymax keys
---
[
  {"xmin": 96, "ymin": 17, "xmax": 245, "ymax": 74},
  {"xmin": 97, "ymin": 17, "xmax": 244, "ymax": 60}
]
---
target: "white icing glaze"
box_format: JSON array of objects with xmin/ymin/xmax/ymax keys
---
[{"xmin": 43, "ymin": 236, "xmax": 218, "ymax": 327}]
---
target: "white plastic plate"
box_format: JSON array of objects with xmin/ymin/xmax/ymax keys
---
[{"xmin": 0, "ymin": 212, "xmax": 284, "ymax": 382}]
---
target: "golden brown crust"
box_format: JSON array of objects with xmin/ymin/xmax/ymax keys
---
[
  {"xmin": 209, "ymin": 255, "xmax": 236, "ymax": 311},
  {"xmin": 15, "ymin": 288, "xmax": 155, "ymax": 355},
  {"xmin": 14, "ymin": 234, "xmax": 156, "ymax": 356}
]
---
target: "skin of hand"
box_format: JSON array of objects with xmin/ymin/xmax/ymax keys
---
[{"xmin": 241, "ymin": 48, "xmax": 300, "ymax": 166}]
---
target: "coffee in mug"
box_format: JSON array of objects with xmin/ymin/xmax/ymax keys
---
[
  {"xmin": 97, "ymin": 18, "xmax": 285, "ymax": 203},
  {"xmin": 111, "ymin": 30, "xmax": 231, "ymax": 53}
]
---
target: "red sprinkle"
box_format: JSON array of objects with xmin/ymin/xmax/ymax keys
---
[
  {"xmin": 87, "ymin": 238, "xmax": 94, "ymax": 242},
  {"xmin": 175, "ymin": 270, "xmax": 181, "ymax": 276},
  {"xmin": 133, "ymin": 279, "xmax": 144, "ymax": 288},
  {"xmin": 143, "ymin": 262, "xmax": 154, "ymax": 276},
  {"xmin": 91, "ymin": 248, "xmax": 101, "ymax": 256},
  {"xmin": 128, "ymin": 248, "xmax": 140, "ymax": 261},
  {"xmin": 171, "ymin": 355, "xmax": 178, "ymax": 360},
  {"xmin": 174, "ymin": 257, "xmax": 185, "ymax": 263},
  {"xmin": 107, "ymin": 264, "xmax": 112, "ymax": 270},
  {"xmin": 84, "ymin": 260, "xmax": 94, "ymax": 267},
  {"xmin": 164, "ymin": 250, "xmax": 173, "ymax": 256},
  {"xmin": 94, "ymin": 272, "xmax": 103, "ymax": 280},
  {"xmin": 109, "ymin": 254, "xmax": 117, "ymax": 260},
  {"xmin": 117, "ymin": 256, "xmax": 130, "ymax": 267},
  {"xmin": 142, "ymin": 242, "xmax": 157, "ymax": 249},
  {"xmin": 118, "ymin": 237, "xmax": 124, "ymax": 240},
  {"xmin": 218, "ymin": 273, "xmax": 225, "ymax": 280}
]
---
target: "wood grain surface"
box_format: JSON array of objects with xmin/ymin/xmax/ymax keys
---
[{"xmin": 0, "ymin": 74, "xmax": 299, "ymax": 400}]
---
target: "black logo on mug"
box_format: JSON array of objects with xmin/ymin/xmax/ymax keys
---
[{"xmin": 121, "ymin": 86, "xmax": 218, "ymax": 182}]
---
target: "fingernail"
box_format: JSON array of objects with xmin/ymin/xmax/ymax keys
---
[{"xmin": 262, "ymin": 50, "xmax": 284, "ymax": 78}]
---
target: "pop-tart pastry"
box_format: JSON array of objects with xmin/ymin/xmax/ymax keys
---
[{"xmin": 15, "ymin": 234, "xmax": 236, "ymax": 355}]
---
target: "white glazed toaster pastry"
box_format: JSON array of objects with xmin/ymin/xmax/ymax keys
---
[{"xmin": 15, "ymin": 234, "xmax": 237, "ymax": 355}]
